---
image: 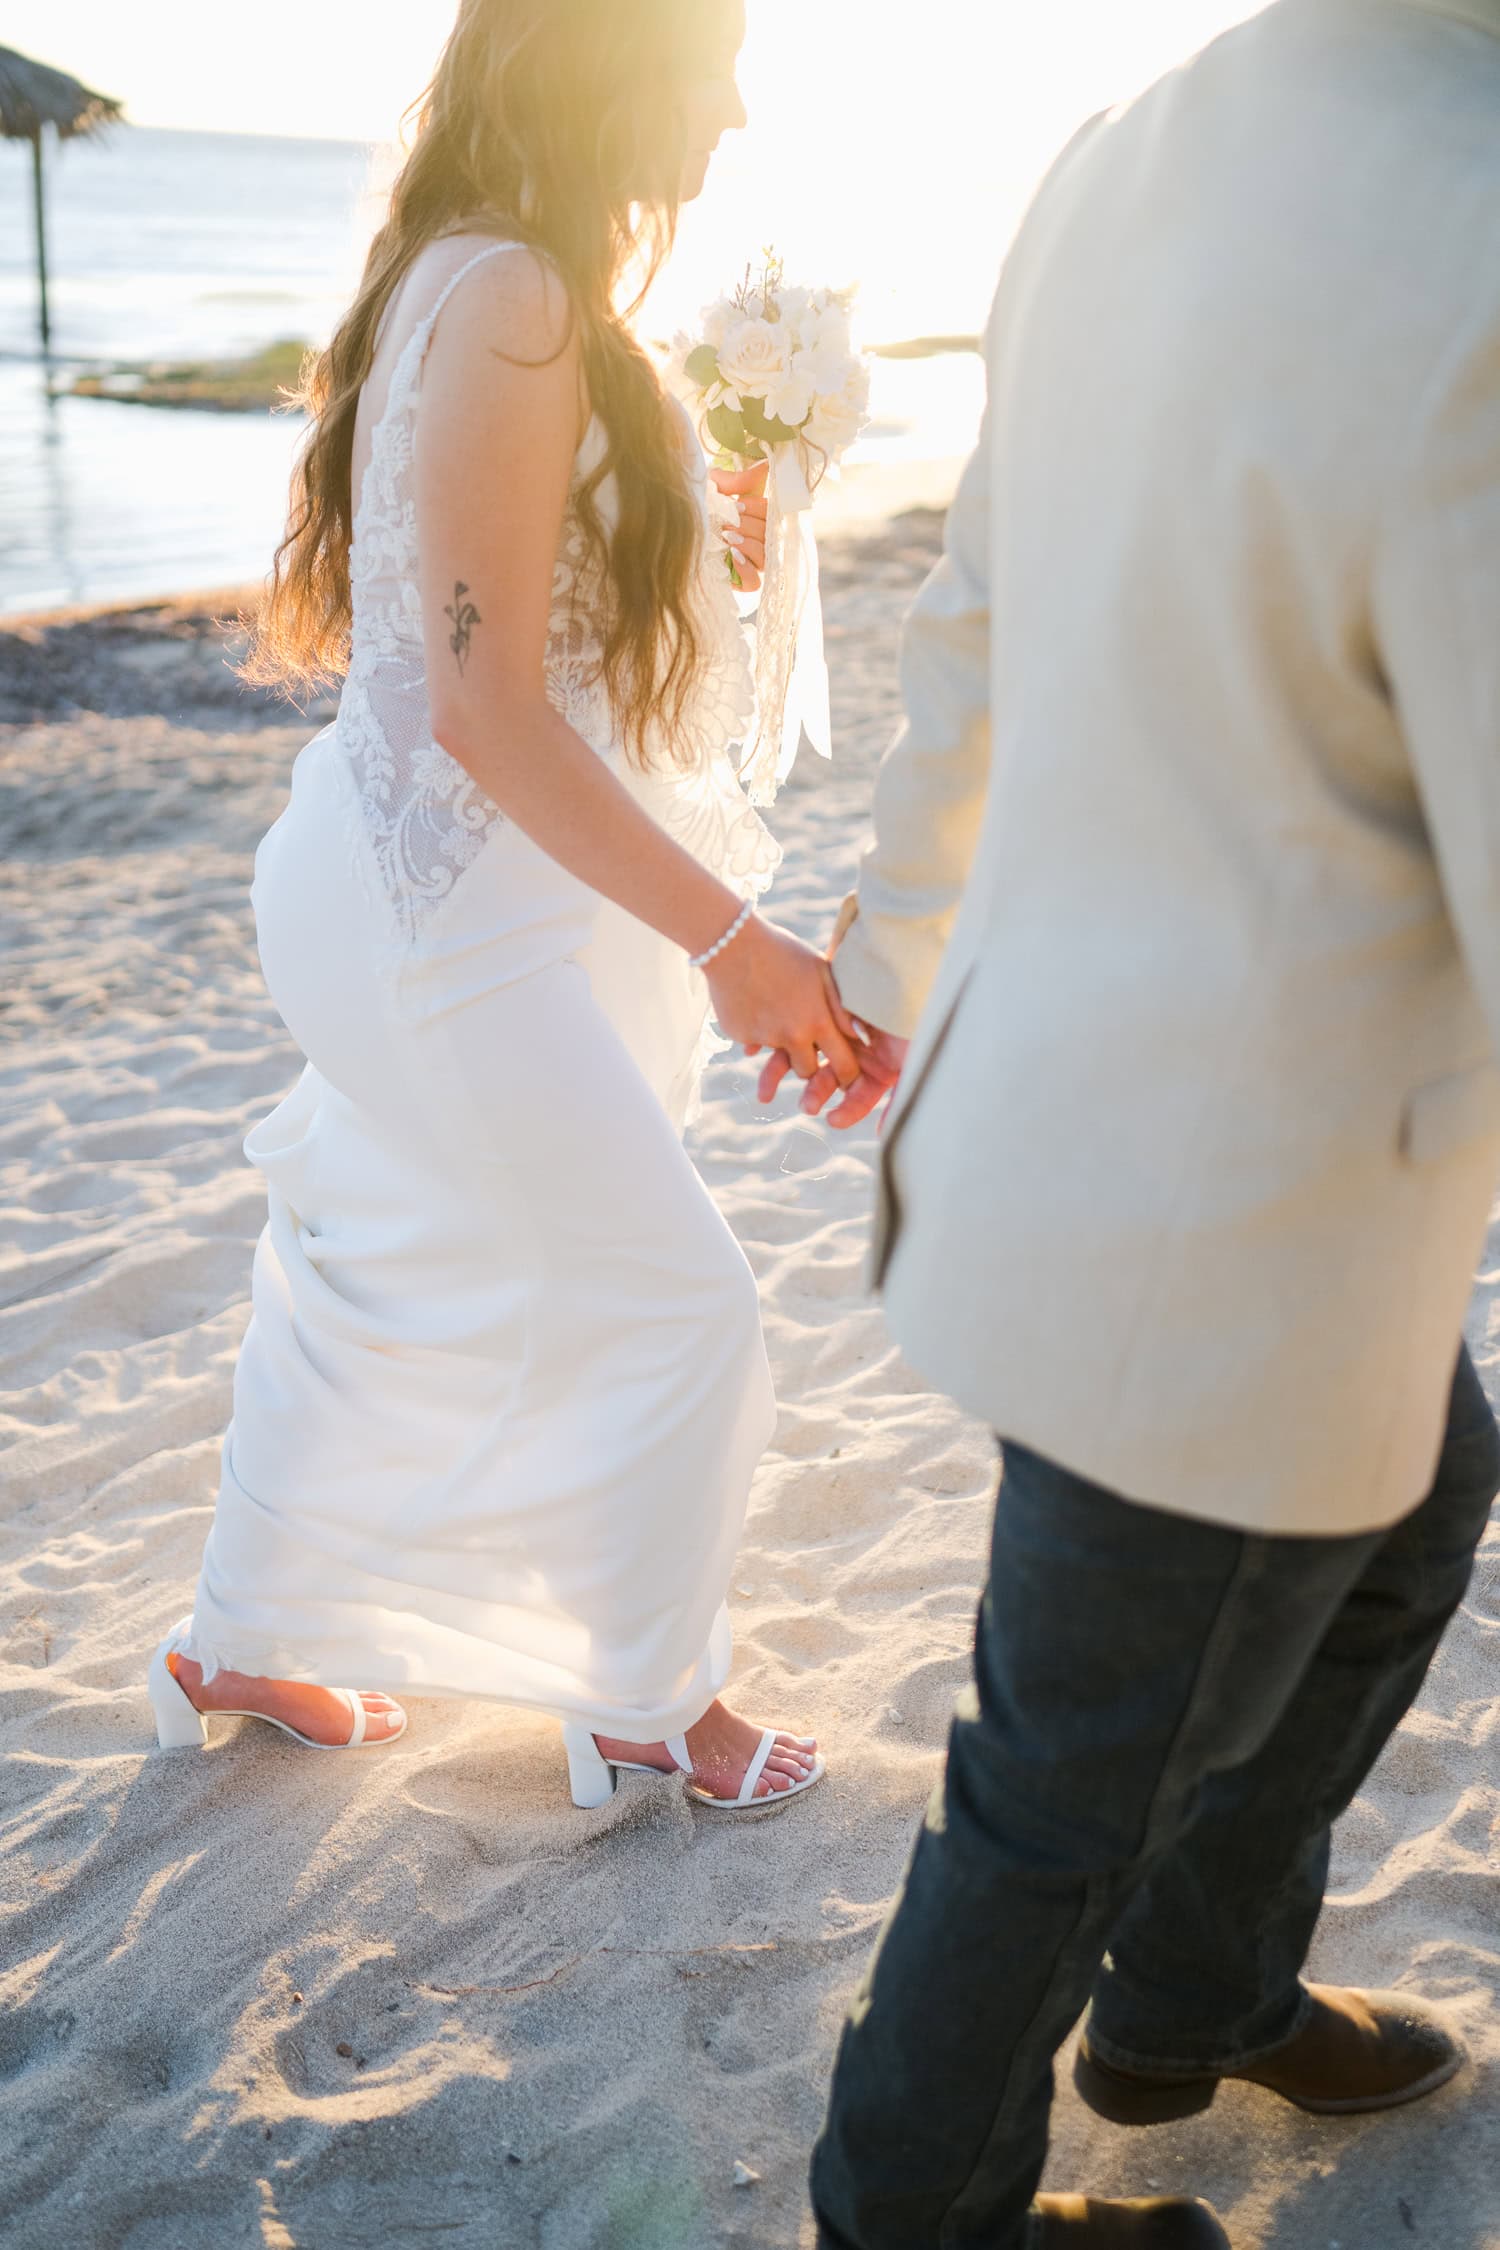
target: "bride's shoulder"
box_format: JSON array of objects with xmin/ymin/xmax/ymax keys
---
[
  {"xmin": 405, "ymin": 232, "xmax": 588, "ymax": 449},
  {"xmin": 417, "ymin": 230, "xmax": 574, "ymax": 360}
]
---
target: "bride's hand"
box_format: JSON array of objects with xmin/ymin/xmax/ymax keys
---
[
  {"xmin": 705, "ymin": 917, "xmax": 862, "ymax": 1087},
  {"xmin": 710, "ymin": 462, "xmax": 769, "ymax": 593}
]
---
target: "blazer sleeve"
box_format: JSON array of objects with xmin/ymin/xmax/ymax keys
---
[
  {"xmin": 831, "ymin": 112, "xmax": 1116, "ymax": 1042},
  {"xmin": 831, "ymin": 400, "xmax": 995, "ymax": 1040},
  {"xmin": 1373, "ymin": 292, "xmax": 1500, "ymax": 1059}
]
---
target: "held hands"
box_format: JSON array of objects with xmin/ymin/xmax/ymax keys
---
[
  {"xmin": 749, "ymin": 901, "xmax": 910, "ymax": 1128},
  {"xmin": 757, "ymin": 1015, "xmax": 909, "ymax": 1130},
  {"xmin": 703, "ymin": 916, "xmax": 863, "ymax": 1090}
]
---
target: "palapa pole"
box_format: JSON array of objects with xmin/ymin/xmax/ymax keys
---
[{"xmin": 30, "ymin": 124, "xmax": 51, "ymax": 352}]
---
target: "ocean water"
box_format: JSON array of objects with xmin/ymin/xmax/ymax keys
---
[{"xmin": 0, "ymin": 124, "xmax": 983, "ymax": 618}]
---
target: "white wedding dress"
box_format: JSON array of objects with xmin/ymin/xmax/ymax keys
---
[{"xmin": 184, "ymin": 240, "xmax": 783, "ymax": 1742}]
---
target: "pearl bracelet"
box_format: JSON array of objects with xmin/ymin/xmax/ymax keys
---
[{"xmin": 689, "ymin": 897, "xmax": 755, "ymax": 971}]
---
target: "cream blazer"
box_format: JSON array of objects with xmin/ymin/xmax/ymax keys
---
[{"xmin": 834, "ymin": 0, "xmax": 1500, "ymax": 1535}]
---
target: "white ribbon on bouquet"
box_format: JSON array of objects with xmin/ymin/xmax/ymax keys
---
[{"xmin": 733, "ymin": 443, "xmax": 833, "ymax": 809}]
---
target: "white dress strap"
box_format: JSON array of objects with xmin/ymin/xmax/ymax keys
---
[
  {"xmin": 372, "ymin": 240, "xmax": 529, "ymax": 472},
  {"xmin": 417, "ymin": 239, "xmax": 526, "ymax": 348}
]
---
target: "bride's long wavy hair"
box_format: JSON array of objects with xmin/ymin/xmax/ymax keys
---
[{"xmin": 243, "ymin": 0, "xmax": 718, "ymax": 763}]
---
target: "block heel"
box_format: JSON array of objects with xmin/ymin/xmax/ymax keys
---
[
  {"xmin": 146, "ymin": 1616, "xmax": 407, "ymax": 1752},
  {"xmin": 147, "ymin": 1620, "xmax": 211, "ymax": 1749},
  {"xmin": 562, "ymin": 1724, "xmax": 618, "ymax": 1808}
]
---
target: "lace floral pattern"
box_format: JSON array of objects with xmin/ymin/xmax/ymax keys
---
[
  {"xmin": 541, "ymin": 509, "xmax": 617, "ymax": 755},
  {"xmin": 336, "ymin": 243, "xmax": 778, "ymax": 957}
]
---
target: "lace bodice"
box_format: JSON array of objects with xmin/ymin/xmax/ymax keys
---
[{"xmin": 336, "ymin": 240, "xmax": 767, "ymax": 949}]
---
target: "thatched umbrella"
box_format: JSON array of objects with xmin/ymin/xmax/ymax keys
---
[{"xmin": 0, "ymin": 46, "xmax": 123, "ymax": 352}]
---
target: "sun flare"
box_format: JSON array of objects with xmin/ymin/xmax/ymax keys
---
[{"xmin": 10, "ymin": 0, "xmax": 1266, "ymax": 341}]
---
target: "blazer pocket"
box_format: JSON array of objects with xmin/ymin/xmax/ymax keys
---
[{"xmin": 1399, "ymin": 1060, "xmax": 1500, "ymax": 1168}]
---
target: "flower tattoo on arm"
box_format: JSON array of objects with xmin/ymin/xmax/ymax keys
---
[{"xmin": 444, "ymin": 582, "xmax": 482, "ymax": 676}]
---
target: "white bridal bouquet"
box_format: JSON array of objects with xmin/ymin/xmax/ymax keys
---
[{"xmin": 669, "ymin": 254, "xmax": 873, "ymax": 799}]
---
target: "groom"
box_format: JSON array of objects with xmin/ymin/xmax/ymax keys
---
[{"xmin": 789, "ymin": 1, "xmax": 1500, "ymax": 2244}]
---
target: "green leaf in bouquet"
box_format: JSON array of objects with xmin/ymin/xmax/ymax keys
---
[
  {"xmin": 706, "ymin": 402, "xmax": 752, "ymax": 456},
  {"xmin": 739, "ymin": 397, "xmax": 801, "ymax": 447},
  {"xmin": 683, "ymin": 344, "xmax": 722, "ymax": 391}
]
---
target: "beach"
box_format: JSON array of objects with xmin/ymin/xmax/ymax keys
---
[{"xmin": 2, "ymin": 517, "xmax": 1499, "ymax": 2250}]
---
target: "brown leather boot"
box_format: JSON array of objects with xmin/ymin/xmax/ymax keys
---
[
  {"xmin": 1032, "ymin": 2195, "xmax": 1231, "ymax": 2245},
  {"xmin": 1074, "ymin": 1983, "xmax": 1465, "ymax": 2124}
]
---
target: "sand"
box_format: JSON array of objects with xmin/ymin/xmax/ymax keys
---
[{"xmin": 2, "ymin": 525, "xmax": 1498, "ymax": 2250}]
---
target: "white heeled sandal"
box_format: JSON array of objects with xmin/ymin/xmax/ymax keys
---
[
  {"xmin": 562, "ymin": 1722, "xmax": 825, "ymax": 1812},
  {"xmin": 147, "ymin": 1617, "xmax": 408, "ymax": 1752}
]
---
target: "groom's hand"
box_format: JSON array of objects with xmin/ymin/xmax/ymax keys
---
[
  {"xmin": 756, "ymin": 1015, "xmax": 909, "ymax": 1129},
  {"xmin": 750, "ymin": 900, "xmax": 909, "ymax": 1125}
]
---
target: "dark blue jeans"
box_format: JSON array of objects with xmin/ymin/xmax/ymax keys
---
[{"xmin": 811, "ymin": 1349, "xmax": 1499, "ymax": 2250}]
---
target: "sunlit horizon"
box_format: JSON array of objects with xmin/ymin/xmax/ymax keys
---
[{"xmin": 11, "ymin": 3, "xmax": 1266, "ymax": 342}]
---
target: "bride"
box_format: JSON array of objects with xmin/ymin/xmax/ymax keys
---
[{"xmin": 146, "ymin": 0, "xmax": 859, "ymax": 1810}]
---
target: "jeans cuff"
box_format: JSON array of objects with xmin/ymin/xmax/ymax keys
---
[{"xmin": 1084, "ymin": 1982, "xmax": 1314, "ymax": 2078}]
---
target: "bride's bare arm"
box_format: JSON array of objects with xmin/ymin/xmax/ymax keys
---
[{"xmin": 415, "ymin": 249, "xmax": 857, "ymax": 1082}]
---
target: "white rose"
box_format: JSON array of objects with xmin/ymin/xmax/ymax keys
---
[
  {"xmin": 763, "ymin": 367, "xmax": 817, "ymax": 430},
  {"xmin": 806, "ymin": 358, "xmax": 872, "ymax": 463},
  {"xmin": 716, "ymin": 317, "xmax": 788, "ymax": 406},
  {"xmin": 810, "ymin": 302, "xmax": 857, "ymax": 359},
  {"xmin": 664, "ymin": 329, "xmax": 698, "ymax": 398},
  {"xmin": 700, "ymin": 298, "xmax": 736, "ymax": 352},
  {"xmin": 793, "ymin": 341, "xmax": 857, "ymax": 401}
]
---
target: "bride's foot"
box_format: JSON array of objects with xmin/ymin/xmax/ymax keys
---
[
  {"xmin": 166, "ymin": 1651, "xmax": 405, "ymax": 1747},
  {"xmin": 595, "ymin": 1699, "xmax": 818, "ymax": 1801}
]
